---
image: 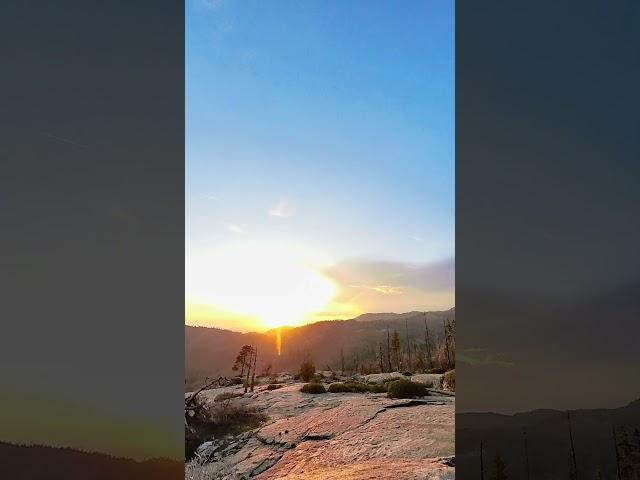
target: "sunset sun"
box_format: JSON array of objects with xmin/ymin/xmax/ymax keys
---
[{"xmin": 186, "ymin": 245, "xmax": 338, "ymax": 330}]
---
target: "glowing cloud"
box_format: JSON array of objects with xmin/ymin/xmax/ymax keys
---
[{"xmin": 186, "ymin": 244, "xmax": 337, "ymax": 330}]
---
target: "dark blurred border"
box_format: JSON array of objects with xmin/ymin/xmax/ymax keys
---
[
  {"xmin": 457, "ymin": 1, "xmax": 640, "ymax": 478},
  {"xmin": 1, "ymin": 0, "xmax": 184, "ymax": 473}
]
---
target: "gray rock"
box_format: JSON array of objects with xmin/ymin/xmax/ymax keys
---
[
  {"xmin": 364, "ymin": 372, "xmax": 403, "ymax": 385},
  {"xmin": 439, "ymin": 456, "xmax": 455, "ymax": 467},
  {"xmin": 410, "ymin": 373, "xmax": 443, "ymax": 389},
  {"xmin": 196, "ymin": 440, "xmax": 219, "ymax": 460},
  {"xmin": 250, "ymin": 454, "xmax": 282, "ymax": 476}
]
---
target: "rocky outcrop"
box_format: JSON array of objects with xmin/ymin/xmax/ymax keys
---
[
  {"xmin": 363, "ymin": 372, "xmax": 404, "ymax": 384},
  {"xmin": 410, "ymin": 373, "xmax": 444, "ymax": 389},
  {"xmin": 187, "ymin": 382, "xmax": 454, "ymax": 479}
]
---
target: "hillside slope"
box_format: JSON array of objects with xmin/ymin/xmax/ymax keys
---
[
  {"xmin": 186, "ymin": 309, "xmax": 455, "ymax": 389},
  {"xmin": 457, "ymin": 399, "xmax": 640, "ymax": 479},
  {"xmin": 0, "ymin": 442, "xmax": 183, "ymax": 480}
]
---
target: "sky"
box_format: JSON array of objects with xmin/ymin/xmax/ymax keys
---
[{"xmin": 186, "ymin": 0, "xmax": 455, "ymax": 332}]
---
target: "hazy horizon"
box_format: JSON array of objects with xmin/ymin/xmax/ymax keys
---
[{"xmin": 185, "ymin": 305, "xmax": 456, "ymax": 334}]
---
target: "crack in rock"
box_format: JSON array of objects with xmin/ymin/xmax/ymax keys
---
[
  {"xmin": 301, "ymin": 433, "xmax": 335, "ymax": 441},
  {"xmin": 250, "ymin": 453, "xmax": 283, "ymax": 477},
  {"xmin": 384, "ymin": 399, "xmax": 445, "ymax": 409}
]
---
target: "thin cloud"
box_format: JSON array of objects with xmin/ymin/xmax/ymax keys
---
[
  {"xmin": 329, "ymin": 258, "xmax": 455, "ymax": 292},
  {"xmin": 349, "ymin": 284, "xmax": 404, "ymax": 295},
  {"xmin": 268, "ymin": 199, "xmax": 293, "ymax": 218},
  {"xmin": 224, "ymin": 223, "xmax": 244, "ymax": 234},
  {"xmin": 195, "ymin": 0, "xmax": 224, "ymax": 10}
]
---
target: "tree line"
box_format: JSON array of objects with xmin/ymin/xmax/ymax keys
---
[
  {"xmin": 477, "ymin": 415, "xmax": 640, "ymax": 479},
  {"xmin": 339, "ymin": 314, "xmax": 455, "ymax": 375}
]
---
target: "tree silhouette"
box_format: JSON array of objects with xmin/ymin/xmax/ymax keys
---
[
  {"xmin": 299, "ymin": 357, "xmax": 315, "ymax": 382},
  {"xmin": 490, "ymin": 453, "xmax": 508, "ymax": 480},
  {"xmin": 232, "ymin": 345, "xmax": 253, "ymax": 377},
  {"xmin": 386, "ymin": 327, "xmax": 392, "ymax": 372},
  {"xmin": 424, "ymin": 313, "xmax": 433, "ymax": 369}
]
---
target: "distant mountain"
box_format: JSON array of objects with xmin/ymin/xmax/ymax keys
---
[
  {"xmin": 457, "ymin": 399, "xmax": 640, "ymax": 479},
  {"xmin": 0, "ymin": 442, "xmax": 183, "ymax": 479},
  {"xmin": 354, "ymin": 308, "xmax": 455, "ymax": 323},
  {"xmin": 185, "ymin": 309, "xmax": 455, "ymax": 391}
]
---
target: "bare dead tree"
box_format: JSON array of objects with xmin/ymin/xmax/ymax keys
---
[
  {"xmin": 424, "ymin": 313, "xmax": 434, "ymax": 369},
  {"xmin": 378, "ymin": 342, "xmax": 384, "ymax": 373},
  {"xmin": 185, "ymin": 376, "xmax": 229, "ymax": 435},
  {"xmin": 443, "ymin": 319, "xmax": 452, "ymax": 370},
  {"xmin": 250, "ymin": 345, "xmax": 258, "ymax": 392},
  {"xmin": 405, "ymin": 318, "xmax": 412, "ymax": 371},
  {"xmin": 244, "ymin": 345, "xmax": 255, "ymax": 393},
  {"xmin": 613, "ymin": 424, "xmax": 622, "ymax": 480},
  {"xmin": 480, "ymin": 440, "xmax": 485, "ymax": 480},
  {"xmin": 523, "ymin": 427, "xmax": 531, "ymax": 480},
  {"xmin": 386, "ymin": 327, "xmax": 392, "ymax": 372},
  {"xmin": 567, "ymin": 411, "xmax": 578, "ymax": 480}
]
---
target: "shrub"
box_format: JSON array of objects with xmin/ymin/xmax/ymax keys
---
[
  {"xmin": 327, "ymin": 382, "xmax": 368, "ymax": 393},
  {"xmin": 387, "ymin": 379, "xmax": 428, "ymax": 399},
  {"xmin": 328, "ymin": 382, "xmax": 386, "ymax": 394},
  {"xmin": 299, "ymin": 359, "xmax": 316, "ymax": 382},
  {"xmin": 443, "ymin": 370, "xmax": 455, "ymax": 391},
  {"xmin": 300, "ymin": 383, "xmax": 326, "ymax": 394},
  {"xmin": 328, "ymin": 382, "xmax": 351, "ymax": 393},
  {"xmin": 369, "ymin": 384, "xmax": 388, "ymax": 393},
  {"xmin": 214, "ymin": 391, "xmax": 242, "ymax": 402},
  {"xmin": 266, "ymin": 383, "xmax": 282, "ymax": 391},
  {"xmin": 209, "ymin": 402, "xmax": 267, "ymax": 429},
  {"xmin": 348, "ymin": 382, "xmax": 371, "ymax": 393}
]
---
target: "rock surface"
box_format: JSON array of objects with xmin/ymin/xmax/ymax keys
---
[
  {"xmin": 410, "ymin": 373, "xmax": 444, "ymax": 389},
  {"xmin": 186, "ymin": 382, "xmax": 454, "ymax": 480},
  {"xmin": 363, "ymin": 372, "xmax": 404, "ymax": 384}
]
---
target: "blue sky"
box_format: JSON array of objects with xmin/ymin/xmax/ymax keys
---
[{"xmin": 186, "ymin": 0, "xmax": 454, "ymax": 330}]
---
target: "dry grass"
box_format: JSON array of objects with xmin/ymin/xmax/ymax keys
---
[{"xmin": 185, "ymin": 458, "xmax": 236, "ymax": 480}]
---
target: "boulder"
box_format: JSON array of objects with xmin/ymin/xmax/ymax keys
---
[
  {"xmin": 410, "ymin": 374, "xmax": 443, "ymax": 389},
  {"xmin": 195, "ymin": 440, "xmax": 219, "ymax": 460},
  {"xmin": 364, "ymin": 372, "xmax": 403, "ymax": 385},
  {"xmin": 274, "ymin": 373, "xmax": 293, "ymax": 383}
]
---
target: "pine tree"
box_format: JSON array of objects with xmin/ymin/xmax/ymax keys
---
[
  {"xmin": 595, "ymin": 467, "xmax": 604, "ymax": 480},
  {"xmin": 232, "ymin": 344, "xmax": 253, "ymax": 377},
  {"xmin": 490, "ymin": 453, "xmax": 508, "ymax": 480}
]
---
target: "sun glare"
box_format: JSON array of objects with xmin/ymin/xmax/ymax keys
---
[{"xmin": 186, "ymin": 244, "xmax": 338, "ymax": 330}]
